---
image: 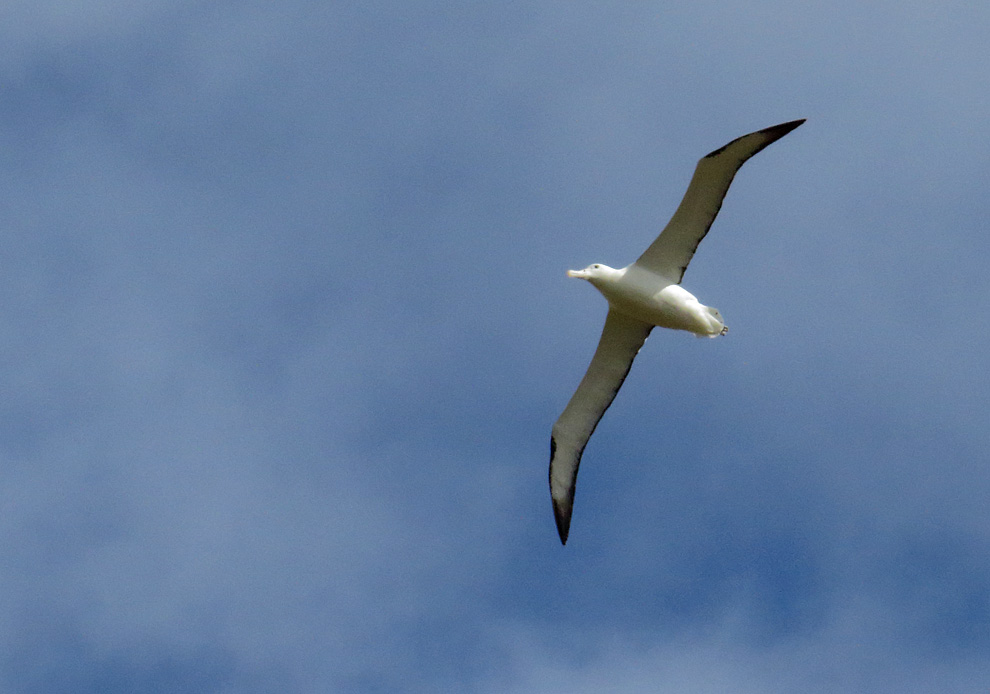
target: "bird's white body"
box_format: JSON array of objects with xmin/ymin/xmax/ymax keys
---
[{"xmin": 567, "ymin": 264, "xmax": 726, "ymax": 337}]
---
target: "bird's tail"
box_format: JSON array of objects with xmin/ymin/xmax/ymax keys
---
[{"xmin": 704, "ymin": 306, "xmax": 727, "ymax": 337}]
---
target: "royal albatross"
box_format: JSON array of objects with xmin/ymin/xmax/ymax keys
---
[{"xmin": 549, "ymin": 119, "xmax": 805, "ymax": 545}]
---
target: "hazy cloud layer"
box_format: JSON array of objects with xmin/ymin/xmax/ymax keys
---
[{"xmin": 1, "ymin": 1, "xmax": 988, "ymax": 692}]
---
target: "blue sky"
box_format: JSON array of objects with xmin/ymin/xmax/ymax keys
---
[{"xmin": 2, "ymin": 1, "xmax": 989, "ymax": 692}]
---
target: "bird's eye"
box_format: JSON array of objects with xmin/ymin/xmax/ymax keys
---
[{"xmin": 593, "ymin": 264, "xmax": 600, "ymax": 269}]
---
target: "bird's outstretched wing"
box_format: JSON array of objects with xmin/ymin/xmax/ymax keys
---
[
  {"xmin": 549, "ymin": 309, "xmax": 653, "ymax": 544},
  {"xmin": 635, "ymin": 119, "xmax": 805, "ymax": 283}
]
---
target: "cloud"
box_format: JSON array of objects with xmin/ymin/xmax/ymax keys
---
[{"xmin": 1, "ymin": 1, "xmax": 989, "ymax": 691}]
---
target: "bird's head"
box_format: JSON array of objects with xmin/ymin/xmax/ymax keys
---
[{"xmin": 566, "ymin": 264, "xmax": 617, "ymax": 284}]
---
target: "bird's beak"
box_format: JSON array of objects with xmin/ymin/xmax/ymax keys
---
[{"xmin": 567, "ymin": 269, "xmax": 585, "ymax": 279}]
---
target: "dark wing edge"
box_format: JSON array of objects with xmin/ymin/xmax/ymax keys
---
[
  {"xmin": 549, "ymin": 310, "xmax": 653, "ymax": 545},
  {"xmin": 634, "ymin": 119, "xmax": 805, "ymax": 283}
]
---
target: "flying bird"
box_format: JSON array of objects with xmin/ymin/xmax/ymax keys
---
[{"xmin": 549, "ymin": 119, "xmax": 805, "ymax": 545}]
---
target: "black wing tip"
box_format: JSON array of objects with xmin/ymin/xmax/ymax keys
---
[
  {"xmin": 766, "ymin": 118, "xmax": 806, "ymax": 137},
  {"xmin": 704, "ymin": 118, "xmax": 806, "ymax": 159},
  {"xmin": 553, "ymin": 500, "xmax": 571, "ymax": 545},
  {"xmin": 549, "ymin": 435, "xmax": 573, "ymax": 545}
]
